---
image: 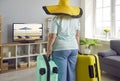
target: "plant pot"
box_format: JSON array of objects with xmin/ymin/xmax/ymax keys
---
[{"xmin": 84, "ymin": 48, "xmax": 91, "ymax": 54}]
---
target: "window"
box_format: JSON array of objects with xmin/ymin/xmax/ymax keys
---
[
  {"xmin": 94, "ymin": 0, "xmax": 120, "ymax": 39},
  {"xmin": 115, "ymin": 0, "xmax": 120, "ymax": 37}
]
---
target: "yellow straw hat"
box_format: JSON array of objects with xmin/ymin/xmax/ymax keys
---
[{"xmin": 43, "ymin": 0, "xmax": 83, "ymax": 18}]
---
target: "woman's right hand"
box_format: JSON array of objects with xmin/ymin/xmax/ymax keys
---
[{"xmin": 46, "ymin": 46, "xmax": 52, "ymax": 58}]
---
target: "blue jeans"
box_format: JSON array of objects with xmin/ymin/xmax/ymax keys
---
[{"xmin": 52, "ymin": 49, "xmax": 78, "ymax": 81}]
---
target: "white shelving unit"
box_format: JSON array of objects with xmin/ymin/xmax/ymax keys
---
[{"xmin": 1, "ymin": 41, "xmax": 47, "ymax": 72}]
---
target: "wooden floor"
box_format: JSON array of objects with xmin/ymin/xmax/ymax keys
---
[{"xmin": 0, "ymin": 67, "xmax": 120, "ymax": 81}]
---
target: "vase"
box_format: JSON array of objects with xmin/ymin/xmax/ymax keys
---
[
  {"xmin": 84, "ymin": 47, "xmax": 91, "ymax": 54},
  {"xmin": 105, "ymin": 33, "xmax": 109, "ymax": 40}
]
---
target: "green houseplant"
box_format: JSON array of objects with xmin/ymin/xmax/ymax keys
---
[{"xmin": 80, "ymin": 38, "xmax": 100, "ymax": 54}]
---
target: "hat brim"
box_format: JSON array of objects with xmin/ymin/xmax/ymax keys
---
[{"xmin": 43, "ymin": 5, "xmax": 83, "ymax": 18}]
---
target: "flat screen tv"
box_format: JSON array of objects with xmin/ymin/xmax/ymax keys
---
[{"xmin": 12, "ymin": 23, "xmax": 43, "ymax": 43}]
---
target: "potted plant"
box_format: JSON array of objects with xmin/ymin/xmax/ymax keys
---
[
  {"xmin": 80, "ymin": 38, "xmax": 100, "ymax": 54},
  {"xmin": 104, "ymin": 28, "xmax": 110, "ymax": 40}
]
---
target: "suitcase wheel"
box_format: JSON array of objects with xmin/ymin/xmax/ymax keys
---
[
  {"xmin": 52, "ymin": 67, "xmax": 58, "ymax": 73},
  {"xmin": 39, "ymin": 68, "xmax": 46, "ymax": 75}
]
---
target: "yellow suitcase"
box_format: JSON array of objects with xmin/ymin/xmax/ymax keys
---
[{"xmin": 76, "ymin": 54, "xmax": 101, "ymax": 81}]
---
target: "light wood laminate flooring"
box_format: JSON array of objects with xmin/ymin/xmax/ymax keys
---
[{"xmin": 0, "ymin": 67, "xmax": 120, "ymax": 81}]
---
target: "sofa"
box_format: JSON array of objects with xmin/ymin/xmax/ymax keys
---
[{"xmin": 98, "ymin": 40, "xmax": 120, "ymax": 78}]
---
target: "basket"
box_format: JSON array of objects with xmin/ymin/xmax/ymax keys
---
[
  {"xmin": 2, "ymin": 63, "xmax": 8, "ymax": 71},
  {"xmin": 30, "ymin": 60, "xmax": 36, "ymax": 67},
  {"xmin": 19, "ymin": 62, "xmax": 28, "ymax": 68}
]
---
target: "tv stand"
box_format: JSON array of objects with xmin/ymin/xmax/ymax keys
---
[
  {"xmin": 0, "ymin": 41, "xmax": 47, "ymax": 73},
  {"xmin": 19, "ymin": 40, "xmax": 35, "ymax": 43}
]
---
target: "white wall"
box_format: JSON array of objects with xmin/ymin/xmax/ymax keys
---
[{"xmin": 0, "ymin": 0, "xmax": 81, "ymax": 43}]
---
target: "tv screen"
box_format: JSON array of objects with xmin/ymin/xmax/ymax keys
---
[{"xmin": 12, "ymin": 23, "xmax": 43, "ymax": 43}]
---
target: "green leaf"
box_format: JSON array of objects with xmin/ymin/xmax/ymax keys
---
[{"xmin": 80, "ymin": 38, "xmax": 100, "ymax": 48}]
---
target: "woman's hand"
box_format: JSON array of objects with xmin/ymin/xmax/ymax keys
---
[
  {"xmin": 46, "ymin": 46, "xmax": 52, "ymax": 58},
  {"xmin": 46, "ymin": 33, "xmax": 57, "ymax": 58}
]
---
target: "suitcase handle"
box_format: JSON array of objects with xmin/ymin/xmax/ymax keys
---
[
  {"xmin": 78, "ymin": 52, "xmax": 90, "ymax": 55},
  {"xmin": 88, "ymin": 65, "xmax": 94, "ymax": 78},
  {"xmin": 78, "ymin": 51, "xmax": 82, "ymax": 54},
  {"xmin": 88, "ymin": 64, "xmax": 99, "ymax": 78},
  {"xmin": 48, "ymin": 55, "xmax": 52, "ymax": 61}
]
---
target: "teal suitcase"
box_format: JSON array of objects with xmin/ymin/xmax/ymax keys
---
[{"xmin": 36, "ymin": 55, "xmax": 58, "ymax": 81}]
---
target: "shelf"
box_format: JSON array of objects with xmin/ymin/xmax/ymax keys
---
[
  {"xmin": 30, "ymin": 44, "xmax": 40, "ymax": 54},
  {"xmin": 17, "ymin": 55, "xmax": 29, "ymax": 58},
  {"xmin": 0, "ymin": 41, "xmax": 47, "ymax": 73},
  {"xmin": 3, "ymin": 57, "xmax": 16, "ymax": 60},
  {"xmin": 2, "ymin": 41, "xmax": 47, "ymax": 46},
  {"xmin": 2, "ymin": 59, "xmax": 16, "ymax": 72},
  {"xmin": 30, "ymin": 54, "xmax": 39, "ymax": 56},
  {"xmin": 2, "ymin": 45, "xmax": 16, "ymax": 58}
]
